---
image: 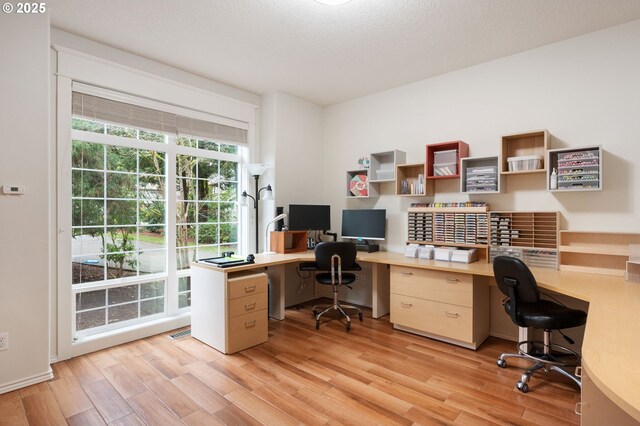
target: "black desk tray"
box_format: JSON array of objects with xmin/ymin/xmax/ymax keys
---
[{"xmin": 199, "ymin": 256, "xmax": 254, "ymax": 268}]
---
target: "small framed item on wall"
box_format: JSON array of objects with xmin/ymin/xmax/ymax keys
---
[{"xmin": 346, "ymin": 169, "xmax": 378, "ymax": 198}]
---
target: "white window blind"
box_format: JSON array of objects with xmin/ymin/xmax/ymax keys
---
[{"xmin": 72, "ymin": 92, "xmax": 248, "ymax": 145}]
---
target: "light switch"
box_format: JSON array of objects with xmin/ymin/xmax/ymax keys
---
[{"xmin": 2, "ymin": 185, "xmax": 25, "ymax": 195}]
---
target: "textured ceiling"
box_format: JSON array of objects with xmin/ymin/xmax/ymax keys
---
[{"xmin": 50, "ymin": 0, "xmax": 640, "ymax": 106}]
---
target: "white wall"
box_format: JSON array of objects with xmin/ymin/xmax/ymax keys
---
[
  {"xmin": 323, "ymin": 19, "xmax": 640, "ymax": 254},
  {"xmin": 260, "ymin": 92, "xmax": 324, "ymax": 303},
  {"xmin": 0, "ymin": 12, "xmax": 52, "ymax": 391}
]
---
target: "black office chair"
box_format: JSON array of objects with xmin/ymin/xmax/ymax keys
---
[
  {"xmin": 300, "ymin": 242, "xmax": 363, "ymax": 331},
  {"xmin": 493, "ymin": 256, "xmax": 587, "ymax": 393}
]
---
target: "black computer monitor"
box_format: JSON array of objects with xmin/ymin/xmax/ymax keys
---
[
  {"xmin": 288, "ymin": 204, "xmax": 331, "ymax": 231},
  {"xmin": 341, "ymin": 209, "xmax": 386, "ymax": 241}
]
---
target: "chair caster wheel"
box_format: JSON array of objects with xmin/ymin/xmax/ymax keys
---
[
  {"xmin": 496, "ymin": 359, "xmax": 507, "ymax": 368},
  {"xmin": 315, "ymin": 321, "xmax": 320, "ymax": 330},
  {"xmin": 358, "ymin": 312, "xmax": 363, "ymax": 322},
  {"xmin": 346, "ymin": 322, "xmax": 351, "ymax": 332},
  {"xmin": 517, "ymin": 382, "xmax": 529, "ymax": 393}
]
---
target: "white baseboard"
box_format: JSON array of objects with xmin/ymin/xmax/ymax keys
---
[{"xmin": 0, "ymin": 369, "xmax": 54, "ymax": 395}]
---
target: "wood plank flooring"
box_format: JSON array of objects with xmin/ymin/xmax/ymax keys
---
[{"xmin": 1, "ymin": 301, "xmax": 581, "ymax": 425}]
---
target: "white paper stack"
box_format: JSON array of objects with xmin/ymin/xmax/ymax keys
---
[{"xmin": 404, "ymin": 243, "xmax": 420, "ymax": 258}]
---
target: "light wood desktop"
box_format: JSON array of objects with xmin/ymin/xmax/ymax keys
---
[{"xmin": 192, "ymin": 250, "xmax": 640, "ymax": 424}]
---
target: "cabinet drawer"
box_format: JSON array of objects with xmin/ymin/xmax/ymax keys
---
[
  {"xmin": 391, "ymin": 266, "xmax": 472, "ymax": 307},
  {"xmin": 390, "ymin": 293, "xmax": 473, "ymax": 343},
  {"xmin": 228, "ymin": 293, "xmax": 268, "ymax": 318},
  {"xmin": 228, "ymin": 272, "xmax": 267, "ymax": 300},
  {"xmin": 227, "ymin": 309, "xmax": 268, "ymax": 354}
]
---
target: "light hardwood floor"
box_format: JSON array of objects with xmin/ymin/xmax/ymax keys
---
[{"xmin": 1, "ymin": 301, "xmax": 581, "ymax": 425}]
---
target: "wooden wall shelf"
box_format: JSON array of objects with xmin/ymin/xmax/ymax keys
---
[
  {"xmin": 461, "ymin": 156, "xmax": 501, "ymax": 194},
  {"xmin": 559, "ymin": 231, "xmax": 640, "ymax": 276},
  {"xmin": 370, "ymin": 150, "xmax": 406, "ymax": 182},
  {"xmin": 500, "ymin": 130, "xmax": 549, "ymax": 174},
  {"xmin": 396, "ymin": 162, "xmax": 434, "ymax": 196},
  {"xmin": 548, "ymin": 145, "xmax": 602, "ymax": 192}
]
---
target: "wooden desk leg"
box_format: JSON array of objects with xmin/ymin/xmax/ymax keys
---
[
  {"xmin": 267, "ymin": 264, "xmax": 286, "ymax": 320},
  {"xmin": 371, "ymin": 263, "xmax": 390, "ymax": 318}
]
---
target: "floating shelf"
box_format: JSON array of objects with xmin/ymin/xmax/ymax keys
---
[
  {"xmin": 500, "ymin": 130, "xmax": 549, "ymax": 175},
  {"xmin": 346, "ymin": 169, "xmax": 378, "ymax": 198},
  {"xmin": 461, "ymin": 156, "xmax": 502, "ymax": 194},
  {"xmin": 426, "ymin": 141, "xmax": 469, "ymax": 180},
  {"xmin": 548, "ymin": 145, "xmax": 602, "ymax": 192},
  {"xmin": 396, "ymin": 163, "xmax": 434, "ymax": 196},
  {"xmin": 369, "ymin": 150, "xmax": 406, "ymax": 182}
]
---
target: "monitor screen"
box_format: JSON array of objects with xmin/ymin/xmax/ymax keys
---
[
  {"xmin": 288, "ymin": 204, "xmax": 331, "ymax": 231},
  {"xmin": 341, "ymin": 209, "xmax": 386, "ymax": 241}
]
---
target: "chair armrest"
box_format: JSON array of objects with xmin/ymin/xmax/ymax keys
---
[{"xmin": 298, "ymin": 261, "xmax": 318, "ymax": 271}]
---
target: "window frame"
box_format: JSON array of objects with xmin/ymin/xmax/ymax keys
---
[{"xmin": 55, "ymin": 62, "xmax": 255, "ymax": 360}]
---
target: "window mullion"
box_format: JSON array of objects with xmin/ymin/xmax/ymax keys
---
[{"xmin": 166, "ymin": 135, "xmax": 178, "ymax": 315}]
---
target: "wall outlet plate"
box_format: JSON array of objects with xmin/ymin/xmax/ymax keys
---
[{"xmin": 0, "ymin": 332, "xmax": 8, "ymax": 351}]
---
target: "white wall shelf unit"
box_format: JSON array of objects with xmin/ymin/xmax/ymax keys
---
[
  {"xmin": 461, "ymin": 156, "xmax": 502, "ymax": 194},
  {"xmin": 547, "ymin": 145, "xmax": 602, "ymax": 192},
  {"xmin": 369, "ymin": 150, "xmax": 406, "ymax": 182},
  {"xmin": 346, "ymin": 169, "xmax": 379, "ymax": 198}
]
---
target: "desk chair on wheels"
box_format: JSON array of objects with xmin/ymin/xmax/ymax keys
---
[
  {"xmin": 300, "ymin": 242, "xmax": 363, "ymax": 332},
  {"xmin": 493, "ymin": 256, "xmax": 587, "ymax": 393}
]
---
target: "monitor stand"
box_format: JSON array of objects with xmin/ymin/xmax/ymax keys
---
[{"xmin": 355, "ymin": 241, "xmax": 379, "ymax": 252}]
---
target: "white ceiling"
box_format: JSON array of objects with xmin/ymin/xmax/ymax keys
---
[{"xmin": 50, "ymin": 0, "xmax": 640, "ymax": 106}]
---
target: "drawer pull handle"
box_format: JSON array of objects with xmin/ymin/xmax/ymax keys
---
[
  {"xmin": 244, "ymin": 303, "xmax": 256, "ymax": 311},
  {"xmin": 446, "ymin": 277, "xmax": 459, "ymax": 284},
  {"xmin": 445, "ymin": 311, "xmax": 459, "ymax": 318},
  {"xmin": 574, "ymin": 402, "xmax": 582, "ymax": 416},
  {"xmin": 244, "ymin": 285, "xmax": 256, "ymax": 293},
  {"xmin": 574, "ymin": 366, "xmax": 582, "ymax": 378},
  {"xmin": 400, "ymin": 272, "xmax": 414, "ymax": 277},
  {"xmin": 245, "ymin": 320, "xmax": 256, "ymax": 328},
  {"xmin": 400, "ymin": 302, "xmax": 413, "ymax": 309}
]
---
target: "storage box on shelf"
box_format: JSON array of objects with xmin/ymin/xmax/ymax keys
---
[
  {"xmin": 396, "ymin": 162, "xmax": 434, "ymax": 196},
  {"xmin": 346, "ymin": 169, "xmax": 378, "ymax": 198},
  {"xmin": 500, "ymin": 130, "xmax": 549, "ymax": 175},
  {"xmin": 461, "ymin": 156, "xmax": 501, "ymax": 194},
  {"xmin": 426, "ymin": 141, "xmax": 469, "ymax": 179},
  {"xmin": 559, "ymin": 231, "xmax": 640, "ymax": 276},
  {"xmin": 547, "ymin": 146, "xmax": 602, "ymax": 192},
  {"xmin": 369, "ymin": 150, "xmax": 406, "ymax": 182},
  {"xmin": 489, "ymin": 211, "xmax": 559, "ymax": 269},
  {"xmin": 407, "ymin": 205, "xmax": 489, "ymax": 262}
]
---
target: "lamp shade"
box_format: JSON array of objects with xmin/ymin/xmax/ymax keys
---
[
  {"xmin": 261, "ymin": 185, "xmax": 274, "ymax": 200},
  {"xmin": 238, "ymin": 191, "xmax": 248, "ymax": 206},
  {"xmin": 246, "ymin": 163, "xmax": 269, "ymax": 176}
]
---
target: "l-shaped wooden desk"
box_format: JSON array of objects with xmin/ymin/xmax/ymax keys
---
[{"xmin": 192, "ymin": 251, "xmax": 640, "ymax": 424}]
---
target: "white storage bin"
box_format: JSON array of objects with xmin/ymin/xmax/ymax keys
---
[
  {"xmin": 434, "ymin": 162, "xmax": 457, "ymax": 176},
  {"xmin": 434, "ymin": 247, "xmax": 453, "ymax": 261},
  {"xmin": 434, "ymin": 149, "xmax": 458, "ymax": 164},
  {"xmin": 507, "ymin": 155, "xmax": 542, "ymax": 171},
  {"xmin": 419, "ymin": 245, "xmax": 434, "ymax": 259},
  {"xmin": 451, "ymin": 248, "xmax": 477, "ymax": 263}
]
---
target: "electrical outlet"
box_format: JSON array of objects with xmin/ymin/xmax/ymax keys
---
[{"xmin": 0, "ymin": 332, "xmax": 8, "ymax": 351}]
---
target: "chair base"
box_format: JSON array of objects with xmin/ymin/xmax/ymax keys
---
[
  {"xmin": 496, "ymin": 332, "xmax": 582, "ymax": 393},
  {"xmin": 312, "ymin": 297, "xmax": 363, "ymax": 332}
]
